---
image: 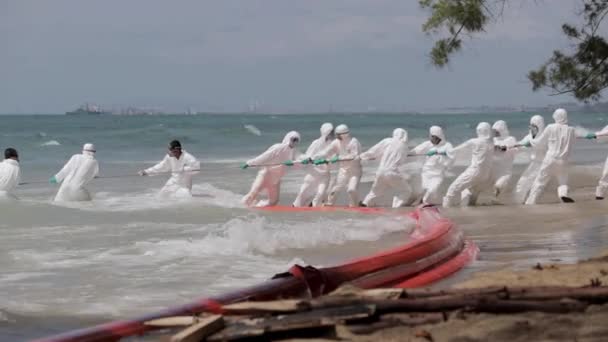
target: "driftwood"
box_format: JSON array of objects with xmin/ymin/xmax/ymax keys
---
[
  {"xmin": 170, "ymin": 315, "xmax": 224, "ymax": 342},
  {"xmin": 207, "ymin": 304, "xmax": 375, "ymax": 341},
  {"xmin": 150, "ymin": 285, "xmax": 608, "ymax": 341}
]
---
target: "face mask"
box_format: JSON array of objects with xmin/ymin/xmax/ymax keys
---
[
  {"xmin": 530, "ymin": 125, "xmax": 539, "ymax": 138},
  {"xmin": 430, "ymin": 135, "xmax": 441, "ymax": 145},
  {"xmin": 289, "ymin": 137, "xmax": 299, "ymax": 148}
]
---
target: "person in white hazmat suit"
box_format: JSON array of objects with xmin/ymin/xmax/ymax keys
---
[
  {"xmin": 513, "ymin": 115, "xmax": 547, "ymax": 204},
  {"xmin": 360, "ymin": 128, "xmax": 411, "ymax": 208},
  {"xmin": 525, "ymin": 108, "xmax": 576, "ymax": 204},
  {"xmin": 241, "ymin": 131, "xmax": 301, "ymax": 207},
  {"xmin": 580, "ymin": 125, "xmax": 608, "ymax": 200},
  {"xmin": 50, "ymin": 143, "xmax": 99, "ymax": 201},
  {"xmin": 0, "ymin": 148, "xmax": 21, "ymax": 200},
  {"xmin": 138, "ymin": 140, "xmax": 200, "ymax": 198},
  {"xmin": 442, "ymin": 122, "xmax": 494, "ymax": 208},
  {"xmin": 293, "ymin": 123, "xmax": 334, "ymax": 207},
  {"xmin": 315, "ymin": 124, "xmax": 362, "ymax": 207},
  {"xmin": 410, "ymin": 126, "xmax": 454, "ymax": 205},
  {"xmin": 490, "ymin": 120, "xmax": 518, "ymax": 197}
]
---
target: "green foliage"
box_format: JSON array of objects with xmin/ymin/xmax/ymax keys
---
[
  {"xmin": 421, "ymin": 0, "xmax": 608, "ymax": 100},
  {"xmin": 529, "ymin": 0, "xmax": 608, "ymax": 101},
  {"xmin": 420, "ymin": 0, "xmax": 489, "ymax": 66}
]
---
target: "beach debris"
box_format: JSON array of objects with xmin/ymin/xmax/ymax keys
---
[
  {"xmin": 169, "ymin": 315, "xmax": 224, "ymax": 342},
  {"xmin": 415, "ymin": 329, "xmax": 434, "ymax": 341},
  {"xmin": 144, "ymin": 285, "xmax": 608, "ymax": 341}
]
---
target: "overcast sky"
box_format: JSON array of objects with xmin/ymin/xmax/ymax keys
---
[{"xmin": 0, "ymin": 0, "xmax": 592, "ymax": 113}]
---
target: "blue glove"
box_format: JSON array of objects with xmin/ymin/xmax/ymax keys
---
[
  {"xmin": 240, "ymin": 163, "xmax": 249, "ymax": 169},
  {"xmin": 586, "ymin": 133, "xmax": 597, "ymax": 139},
  {"xmin": 426, "ymin": 150, "xmax": 438, "ymax": 157},
  {"xmin": 49, "ymin": 176, "xmax": 58, "ymax": 184},
  {"xmin": 283, "ymin": 160, "xmax": 294, "ymax": 166}
]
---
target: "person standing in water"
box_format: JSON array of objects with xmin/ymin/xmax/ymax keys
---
[
  {"xmin": 490, "ymin": 120, "xmax": 517, "ymax": 198},
  {"xmin": 525, "ymin": 108, "xmax": 576, "ymax": 204},
  {"xmin": 241, "ymin": 131, "xmax": 301, "ymax": 207},
  {"xmin": 410, "ymin": 126, "xmax": 454, "ymax": 205},
  {"xmin": 139, "ymin": 140, "xmax": 200, "ymax": 198},
  {"xmin": 513, "ymin": 115, "xmax": 547, "ymax": 204},
  {"xmin": 580, "ymin": 125, "xmax": 608, "ymax": 200},
  {"xmin": 315, "ymin": 124, "xmax": 362, "ymax": 207},
  {"xmin": 0, "ymin": 148, "xmax": 21, "ymax": 200},
  {"xmin": 50, "ymin": 143, "xmax": 99, "ymax": 201},
  {"xmin": 360, "ymin": 128, "xmax": 411, "ymax": 208},
  {"xmin": 293, "ymin": 124, "xmax": 334, "ymax": 207},
  {"xmin": 442, "ymin": 122, "xmax": 494, "ymax": 208}
]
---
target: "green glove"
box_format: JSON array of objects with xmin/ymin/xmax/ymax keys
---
[
  {"xmin": 283, "ymin": 160, "xmax": 294, "ymax": 166},
  {"xmin": 586, "ymin": 133, "xmax": 597, "ymax": 139},
  {"xmin": 313, "ymin": 158, "xmax": 327, "ymax": 165},
  {"xmin": 300, "ymin": 158, "xmax": 311, "ymax": 165},
  {"xmin": 49, "ymin": 176, "xmax": 58, "ymax": 184},
  {"xmin": 426, "ymin": 150, "xmax": 438, "ymax": 157},
  {"xmin": 524, "ymin": 141, "xmax": 532, "ymax": 147},
  {"xmin": 240, "ymin": 163, "xmax": 249, "ymax": 169},
  {"xmin": 329, "ymin": 155, "xmax": 340, "ymax": 163}
]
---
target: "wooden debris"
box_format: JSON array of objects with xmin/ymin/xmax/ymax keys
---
[
  {"xmin": 170, "ymin": 315, "xmax": 224, "ymax": 342},
  {"xmin": 208, "ymin": 305, "xmax": 375, "ymax": 341},
  {"xmin": 149, "ymin": 285, "xmax": 608, "ymax": 341},
  {"xmin": 144, "ymin": 316, "xmax": 198, "ymax": 328},
  {"xmin": 222, "ymin": 299, "xmax": 304, "ymax": 315}
]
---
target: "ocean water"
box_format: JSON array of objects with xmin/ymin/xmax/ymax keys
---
[{"xmin": 2, "ymin": 112, "xmax": 608, "ymax": 340}]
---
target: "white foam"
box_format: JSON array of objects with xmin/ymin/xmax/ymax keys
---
[
  {"xmin": 52, "ymin": 183, "xmax": 245, "ymax": 212},
  {"xmin": 40, "ymin": 140, "xmax": 60, "ymax": 146},
  {"xmin": 129, "ymin": 215, "xmax": 413, "ymax": 260},
  {"xmin": 244, "ymin": 124, "xmax": 262, "ymax": 136}
]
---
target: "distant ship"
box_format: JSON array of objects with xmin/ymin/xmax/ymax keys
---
[{"xmin": 66, "ymin": 103, "xmax": 111, "ymax": 115}]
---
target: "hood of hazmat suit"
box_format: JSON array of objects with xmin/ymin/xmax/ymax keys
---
[
  {"xmin": 477, "ymin": 122, "xmax": 492, "ymax": 139},
  {"xmin": 553, "ymin": 108, "xmax": 568, "ymax": 124},
  {"xmin": 430, "ymin": 125, "xmax": 445, "ymax": 142}
]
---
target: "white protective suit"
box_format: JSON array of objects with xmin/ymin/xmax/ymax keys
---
[
  {"xmin": 594, "ymin": 125, "xmax": 608, "ymax": 198},
  {"xmin": 411, "ymin": 126, "xmax": 454, "ymax": 205},
  {"xmin": 361, "ymin": 128, "xmax": 411, "ymax": 208},
  {"xmin": 490, "ymin": 120, "xmax": 518, "ymax": 196},
  {"xmin": 293, "ymin": 123, "xmax": 333, "ymax": 207},
  {"xmin": 145, "ymin": 150, "xmax": 200, "ymax": 198},
  {"xmin": 442, "ymin": 122, "xmax": 494, "ymax": 208},
  {"xmin": 243, "ymin": 131, "xmax": 301, "ymax": 207},
  {"xmin": 317, "ymin": 126, "xmax": 362, "ymax": 207},
  {"xmin": 54, "ymin": 144, "xmax": 99, "ymax": 201},
  {"xmin": 0, "ymin": 159, "xmax": 21, "ymax": 199},
  {"xmin": 513, "ymin": 115, "xmax": 547, "ymax": 204},
  {"xmin": 525, "ymin": 108, "xmax": 576, "ymax": 204}
]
